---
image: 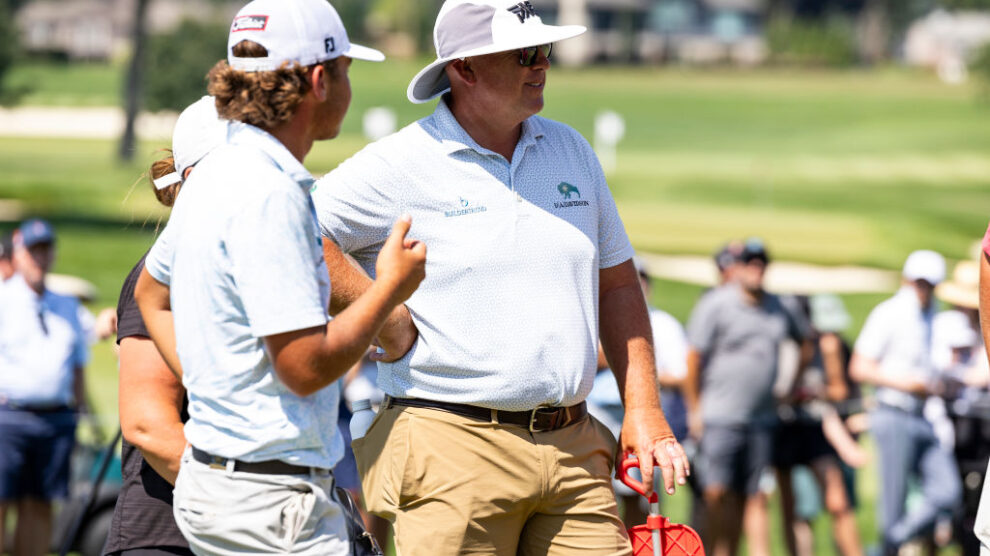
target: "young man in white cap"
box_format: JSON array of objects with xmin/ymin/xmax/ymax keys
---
[
  {"xmin": 850, "ymin": 249, "xmax": 961, "ymax": 555},
  {"xmin": 312, "ymin": 1, "xmax": 688, "ymax": 553},
  {"xmin": 134, "ymin": 1, "xmax": 425, "ymax": 554}
]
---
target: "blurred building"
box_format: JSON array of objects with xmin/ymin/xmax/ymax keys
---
[
  {"xmin": 904, "ymin": 9, "xmax": 990, "ymax": 84},
  {"xmin": 535, "ymin": 0, "xmax": 768, "ymax": 66},
  {"xmin": 15, "ymin": 0, "xmax": 239, "ymax": 61}
]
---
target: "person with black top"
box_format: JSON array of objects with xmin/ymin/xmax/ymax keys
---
[{"xmin": 102, "ymin": 96, "xmax": 226, "ymax": 556}]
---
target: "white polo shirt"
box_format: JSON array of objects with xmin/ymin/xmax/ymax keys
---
[
  {"xmin": 854, "ymin": 286, "xmax": 935, "ymax": 413},
  {"xmin": 146, "ymin": 121, "xmax": 341, "ymax": 468},
  {"xmin": 0, "ymin": 274, "xmax": 88, "ymax": 406},
  {"xmin": 312, "ymin": 99, "xmax": 634, "ymax": 411}
]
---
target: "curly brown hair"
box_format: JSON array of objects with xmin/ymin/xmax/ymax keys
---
[
  {"xmin": 148, "ymin": 149, "xmax": 182, "ymax": 207},
  {"xmin": 207, "ymin": 40, "xmax": 338, "ymax": 129}
]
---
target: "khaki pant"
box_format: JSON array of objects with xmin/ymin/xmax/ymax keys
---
[
  {"xmin": 172, "ymin": 447, "xmax": 350, "ymax": 555},
  {"xmin": 352, "ymin": 404, "xmax": 631, "ymax": 556}
]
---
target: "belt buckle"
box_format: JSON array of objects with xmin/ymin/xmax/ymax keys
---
[
  {"xmin": 208, "ymin": 455, "xmax": 228, "ymax": 470},
  {"xmin": 529, "ymin": 407, "xmax": 557, "ymax": 433}
]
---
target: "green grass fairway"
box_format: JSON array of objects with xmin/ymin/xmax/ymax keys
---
[{"xmin": 1, "ymin": 61, "xmax": 986, "ymax": 554}]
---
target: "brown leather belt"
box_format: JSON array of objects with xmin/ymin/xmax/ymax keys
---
[
  {"xmin": 191, "ymin": 446, "xmax": 329, "ymax": 475},
  {"xmin": 385, "ymin": 396, "xmax": 587, "ymax": 432}
]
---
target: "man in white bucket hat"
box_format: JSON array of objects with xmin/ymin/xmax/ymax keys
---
[
  {"xmin": 134, "ymin": 0, "xmax": 426, "ymax": 554},
  {"xmin": 311, "ymin": 1, "xmax": 689, "ymax": 553}
]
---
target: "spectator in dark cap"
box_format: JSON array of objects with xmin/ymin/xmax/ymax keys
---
[
  {"xmin": 0, "ymin": 219, "xmax": 89, "ymax": 556},
  {"xmin": 714, "ymin": 240, "xmax": 744, "ymax": 285},
  {"xmin": 684, "ymin": 237, "xmax": 812, "ymax": 556}
]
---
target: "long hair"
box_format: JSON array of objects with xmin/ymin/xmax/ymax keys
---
[
  {"xmin": 207, "ymin": 40, "xmax": 335, "ymax": 129},
  {"xmin": 148, "ymin": 149, "xmax": 181, "ymax": 207}
]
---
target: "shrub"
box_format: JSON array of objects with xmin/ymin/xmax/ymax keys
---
[
  {"xmin": 144, "ymin": 19, "xmax": 228, "ymax": 112},
  {"xmin": 766, "ymin": 15, "xmax": 858, "ymax": 67},
  {"xmin": 0, "ymin": 0, "xmax": 16, "ymax": 103}
]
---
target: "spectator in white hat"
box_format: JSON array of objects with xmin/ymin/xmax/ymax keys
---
[
  {"xmin": 850, "ymin": 249, "xmax": 961, "ymax": 554},
  {"xmin": 311, "ymin": 0, "xmax": 688, "ymax": 553},
  {"xmin": 933, "ymin": 260, "xmax": 986, "ymax": 389},
  {"xmin": 134, "ymin": 0, "xmax": 425, "ymax": 554}
]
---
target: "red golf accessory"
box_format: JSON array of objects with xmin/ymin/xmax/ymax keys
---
[{"xmin": 617, "ymin": 455, "xmax": 705, "ymax": 556}]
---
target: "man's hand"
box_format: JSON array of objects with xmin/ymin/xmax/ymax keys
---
[
  {"xmin": 620, "ymin": 406, "xmax": 690, "ymax": 497},
  {"xmin": 374, "ymin": 215, "xmax": 427, "ymax": 305},
  {"xmin": 371, "ymin": 305, "xmax": 419, "ymax": 363}
]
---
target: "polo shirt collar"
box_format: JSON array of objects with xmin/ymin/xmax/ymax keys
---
[
  {"xmin": 228, "ymin": 121, "xmax": 315, "ymax": 190},
  {"xmin": 895, "ymin": 285, "xmax": 934, "ymax": 317},
  {"xmin": 432, "ymin": 97, "xmax": 545, "ymax": 158}
]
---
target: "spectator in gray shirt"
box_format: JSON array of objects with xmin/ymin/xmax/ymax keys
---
[{"xmin": 684, "ymin": 238, "xmax": 811, "ymax": 556}]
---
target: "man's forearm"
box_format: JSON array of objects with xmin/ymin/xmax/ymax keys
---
[
  {"xmin": 323, "ymin": 238, "xmax": 373, "ymax": 315},
  {"xmin": 849, "ymin": 352, "xmax": 926, "ymax": 394},
  {"xmin": 323, "ymin": 238, "xmax": 417, "ymax": 360},
  {"xmin": 599, "ymin": 277, "xmax": 658, "ymax": 409}
]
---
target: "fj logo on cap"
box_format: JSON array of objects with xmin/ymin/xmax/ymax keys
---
[
  {"xmin": 325, "ymin": 37, "xmax": 336, "ymax": 54},
  {"xmin": 508, "ymin": 1, "xmax": 537, "ymax": 23},
  {"xmin": 232, "ymin": 15, "xmax": 268, "ymax": 32}
]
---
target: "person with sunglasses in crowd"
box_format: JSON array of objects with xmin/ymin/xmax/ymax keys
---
[{"xmin": 311, "ymin": 1, "xmax": 689, "ymax": 554}]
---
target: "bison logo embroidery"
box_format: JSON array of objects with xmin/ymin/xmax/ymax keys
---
[{"xmin": 557, "ymin": 182, "xmax": 580, "ymax": 199}]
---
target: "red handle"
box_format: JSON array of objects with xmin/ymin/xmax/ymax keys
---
[{"xmin": 616, "ymin": 454, "xmax": 658, "ymax": 503}]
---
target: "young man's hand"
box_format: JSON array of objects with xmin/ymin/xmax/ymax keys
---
[{"xmin": 376, "ymin": 214, "xmax": 427, "ymax": 306}]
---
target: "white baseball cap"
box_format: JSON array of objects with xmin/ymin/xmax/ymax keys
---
[
  {"xmin": 407, "ymin": 0, "xmax": 586, "ymax": 104},
  {"xmin": 227, "ymin": 0, "xmax": 384, "ymax": 73},
  {"xmin": 902, "ymin": 249, "xmax": 946, "ymax": 285},
  {"xmin": 936, "ymin": 310, "xmax": 978, "ymax": 349},
  {"xmin": 153, "ymin": 96, "xmax": 227, "ymax": 190}
]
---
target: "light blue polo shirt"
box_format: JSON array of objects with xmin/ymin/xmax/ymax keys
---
[
  {"xmin": 0, "ymin": 274, "xmax": 88, "ymax": 406},
  {"xmin": 146, "ymin": 122, "xmax": 341, "ymax": 468},
  {"xmin": 312, "ymin": 99, "xmax": 634, "ymax": 411}
]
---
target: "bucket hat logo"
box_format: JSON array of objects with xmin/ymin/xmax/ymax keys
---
[{"xmin": 508, "ymin": 1, "xmax": 537, "ymax": 23}]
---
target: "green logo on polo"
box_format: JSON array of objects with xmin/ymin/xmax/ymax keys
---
[
  {"xmin": 553, "ymin": 182, "xmax": 590, "ymax": 209},
  {"xmin": 557, "ymin": 182, "xmax": 580, "ymax": 199},
  {"xmin": 445, "ymin": 196, "xmax": 487, "ymax": 218}
]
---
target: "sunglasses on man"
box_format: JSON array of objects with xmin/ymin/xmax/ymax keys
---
[{"xmin": 519, "ymin": 44, "xmax": 552, "ymax": 66}]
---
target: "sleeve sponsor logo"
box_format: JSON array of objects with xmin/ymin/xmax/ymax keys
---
[{"xmin": 232, "ymin": 15, "xmax": 269, "ymax": 32}]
